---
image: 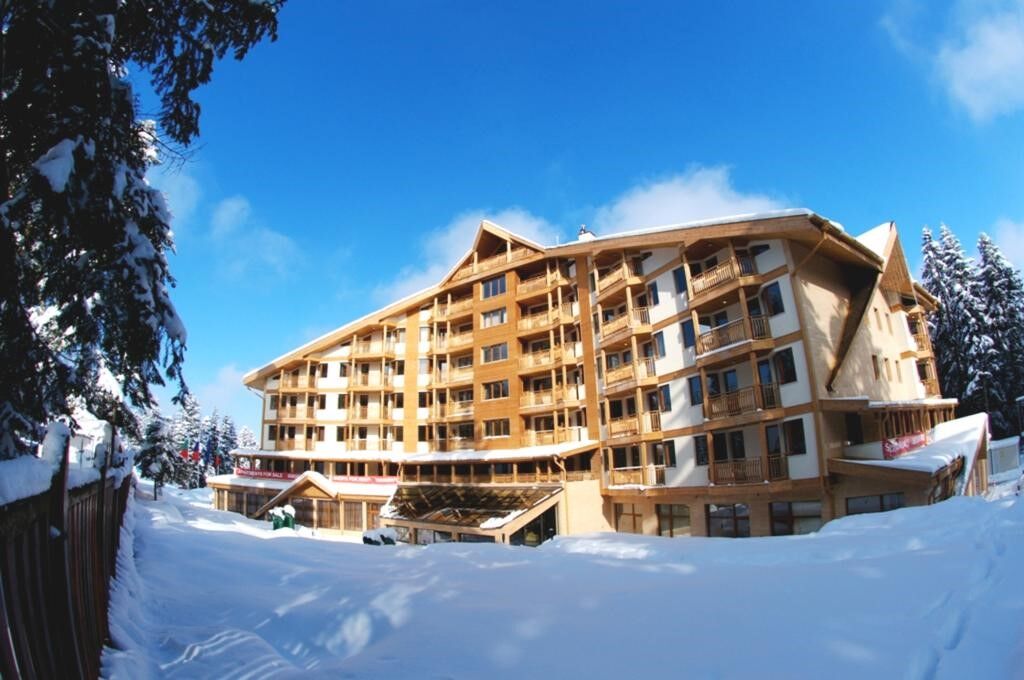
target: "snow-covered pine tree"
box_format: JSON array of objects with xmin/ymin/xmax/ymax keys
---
[
  {"xmin": 137, "ymin": 414, "xmax": 175, "ymax": 499},
  {"xmin": 921, "ymin": 226, "xmax": 986, "ymax": 415},
  {"xmin": 238, "ymin": 425, "xmax": 259, "ymax": 450},
  {"xmin": 0, "ymin": 1, "xmax": 283, "ymax": 457},
  {"xmin": 173, "ymin": 393, "xmax": 203, "ymax": 452},
  {"xmin": 219, "ymin": 415, "xmax": 238, "ymax": 474},
  {"xmin": 974, "ymin": 234, "xmax": 1024, "ymax": 436},
  {"xmin": 202, "ymin": 409, "xmax": 220, "ymax": 466}
]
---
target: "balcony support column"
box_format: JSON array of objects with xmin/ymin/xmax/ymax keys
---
[
  {"xmin": 707, "ymin": 427, "xmax": 718, "ymax": 484},
  {"xmin": 738, "ymin": 288, "xmax": 753, "ymax": 340},
  {"xmin": 759, "ymin": 422, "xmax": 771, "ymax": 482}
]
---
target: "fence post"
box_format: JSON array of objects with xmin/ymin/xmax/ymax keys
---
[{"xmin": 48, "ymin": 431, "xmax": 86, "ymax": 679}]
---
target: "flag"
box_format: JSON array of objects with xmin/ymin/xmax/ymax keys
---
[{"xmin": 192, "ymin": 439, "xmax": 202, "ymax": 463}]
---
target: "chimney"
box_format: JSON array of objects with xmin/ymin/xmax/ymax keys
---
[{"xmin": 577, "ymin": 224, "xmax": 596, "ymax": 241}]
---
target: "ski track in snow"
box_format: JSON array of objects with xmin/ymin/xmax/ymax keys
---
[{"xmin": 101, "ymin": 479, "xmax": 1024, "ymax": 680}]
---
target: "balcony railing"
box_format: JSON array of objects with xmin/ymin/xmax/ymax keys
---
[
  {"xmin": 445, "ymin": 400, "xmax": 473, "ymax": 417},
  {"xmin": 696, "ymin": 316, "xmax": 771, "ymax": 354},
  {"xmin": 600, "ymin": 307, "xmax": 650, "ymax": 338},
  {"xmin": 712, "ymin": 454, "xmax": 788, "ymax": 484},
  {"xmin": 705, "ymin": 383, "xmax": 781, "ymax": 420},
  {"xmin": 352, "ymin": 341, "xmax": 395, "ymax": 357},
  {"xmin": 518, "ymin": 270, "xmax": 569, "ymax": 295},
  {"xmin": 520, "ymin": 389, "xmax": 554, "ymax": 407},
  {"xmin": 597, "ymin": 260, "xmax": 641, "ymax": 293},
  {"xmin": 608, "ymin": 466, "xmax": 644, "ymax": 485},
  {"xmin": 689, "ymin": 255, "xmax": 757, "ymax": 298},
  {"xmin": 452, "ymin": 248, "xmax": 532, "ymax": 280},
  {"xmin": 277, "ymin": 405, "xmax": 310, "ymax": 419},
  {"xmin": 352, "ymin": 373, "xmax": 392, "ymax": 388},
  {"xmin": 525, "ymin": 426, "xmax": 586, "ymax": 446},
  {"xmin": 446, "ymin": 298, "xmax": 473, "ymax": 317},
  {"xmin": 607, "ymin": 411, "xmax": 661, "ymax": 439},
  {"xmin": 922, "ymin": 377, "xmax": 940, "ymax": 397},
  {"xmin": 912, "ymin": 331, "xmax": 931, "ymax": 353},
  {"xmin": 280, "ymin": 374, "xmax": 315, "ymax": 389},
  {"xmin": 604, "ymin": 357, "xmax": 657, "ymax": 387}
]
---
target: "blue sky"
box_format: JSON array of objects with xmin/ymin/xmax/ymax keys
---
[{"xmin": 142, "ymin": 1, "xmax": 1024, "ymax": 431}]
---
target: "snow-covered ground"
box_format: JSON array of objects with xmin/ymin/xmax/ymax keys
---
[{"xmin": 102, "ymin": 479, "xmax": 1024, "ymax": 679}]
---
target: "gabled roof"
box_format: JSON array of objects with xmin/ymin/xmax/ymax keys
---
[{"xmin": 252, "ymin": 470, "xmax": 338, "ymax": 518}]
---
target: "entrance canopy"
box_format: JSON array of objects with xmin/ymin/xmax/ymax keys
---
[{"xmin": 382, "ymin": 484, "xmax": 562, "ymax": 537}]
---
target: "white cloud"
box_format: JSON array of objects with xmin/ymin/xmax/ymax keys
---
[
  {"xmin": 937, "ymin": 3, "xmax": 1024, "ymax": 122},
  {"xmin": 202, "ymin": 195, "xmax": 300, "ymax": 278},
  {"xmin": 211, "ymin": 195, "xmax": 252, "ymax": 239},
  {"xmin": 150, "ymin": 168, "xmax": 201, "ymax": 228},
  {"xmin": 993, "ymin": 217, "xmax": 1024, "ymax": 269},
  {"xmin": 194, "ymin": 363, "xmax": 260, "ymax": 431},
  {"xmin": 590, "ymin": 166, "xmax": 783, "ymax": 234},
  {"xmin": 373, "ymin": 207, "xmax": 562, "ymax": 303}
]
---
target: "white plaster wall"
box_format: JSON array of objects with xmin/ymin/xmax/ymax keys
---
[
  {"xmin": 785, "ymin": 413, "xmax": 820, "ymax": 479},
  {"xmin": 763, "ymin": 275, "xmax": 800, "ymax": 338},
  {"xmin": 664, "ymin": 434, "xmax": 711, "ymax": 487},
  {"xmin": 643, "ymin": 246, "xmax": 678, "ymax": 275},
  {"xmin": 753, "ymin": 239, "xmax": 786, "ymax": 273},
  {"xmin": 777, "ymin": 341, "xmax": 812, "ymax": 407}
]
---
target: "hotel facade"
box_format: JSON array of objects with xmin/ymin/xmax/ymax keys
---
[{"xmin": 210, "ymin": 210, "xmax": 988, "ymax": 543}]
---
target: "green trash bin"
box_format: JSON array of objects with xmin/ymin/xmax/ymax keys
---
[
  {"xmin": 284, "ymin": 514, "xmax": 295, "ymax": 529},
  {"xmin": 272, "ymin": 515, "xmax": 283, "ymax": 530}
]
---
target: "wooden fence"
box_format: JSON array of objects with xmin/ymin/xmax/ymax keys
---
[{"xmin": 0, "ymin": 447, "xmax": 132, "ymax": 679}]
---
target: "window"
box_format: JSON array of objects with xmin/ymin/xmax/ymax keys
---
[
  {"xmin": 614, "ymin": 503, "xmax": 643, "ymax": 534},
  {"xmin": 765, "ymin": 424, "xmax": 782, "ymax": 454},
  {"xmin": 874, "ymin": 307, "xmax": 882, "ymax": 330},
  {"xmin": 770, "ymin": 501, "xmax": 823, "ymax": 536},
  {"xmin": 481, "ymin": 274, "xmax": 506, "ymax": 299},
  {"xmin": 846, "ymin": 493, "xmax": 905, "ymax": 516},
  {"xmin": 774, "ymin": 348, "xmax": 797, "ymax": 384},
  {"xmin": 481, "ymin": 307, "xmax": 507, "ymax": 328},
  {"xmin": 647, "ymin": 281, "xmax": 659, "ymax": 305},
  {"xmin": 268, "ymin": 425, "xmax": 277, "ymax": 441},
  {"xmin": 339, "ymin": 363, "xmax": 348, "ymax": 377},
  {"xmin": 761, "ymin": 282, "xmax": 785, "ymax": 316},
  {"xmin": 653, "ymin": 331, "xmax": 666, "ymax": 358},
  {"xmin": 393, "ymin": 426, "xmax": 403, "ymax": 441},
  {"xmin": 681, "ymin": 320, "xmax": 695, "ymax": 348},
  {"xmin": 337, "ymin": 394, "xmax": 347, "ymax": 409},
  {"xmin": 707, "ymin": 503, "xmax": 750, "ymax": 538},
  {"xmin": 895, "ymin": 360, "xmax": 903, "ymax": 382},
  {"xmin": 319, "ymin": 363, "xmax": 328, "ymax": 378},
  {"xmin": 343, "ymin": 501, "xmax": 363, "ymax": 531},
  {"xmin": 784, "ymin": 419, "xmax": 807, "ymax": 454},
  {"xmin": 885, "ymin": 313, "xmax": 893, "ymax": 334},
  {"xmin": 395, "ymin": 360, "xmax": 404, "ymax": 375},
  {"xmin": 688, "ymin": 376, "xmax": 703, "ymax": 405},
  {"xmin": 483, "ymin": 380, "xmax": 509, "ymax": 400},
  {"xmin": 419, "ymin": 358, "xmax": 430, "ymax": 375},
  {"xmin": 659, "ymin": 384, "xmax": 672, "ymax": 412},
  {"xmin": 694, "ymin": 435, "xmax": 708, "ymax": 466},
  {"xmin": 455, "ymin": 354, "xmax": 473, "ymax": 369},
  {"xmin": 269, "ymin": 395, "xmax": 279, "ymax": 410},
  {"xmin": 316, "ymin": 394, "xmax": 325, "ymax": 410},
  {"xmin": 672, "ymin": 266, "xmax": 687, "ymax": 294},
  {"xmin": 418, "ymin": 392, "xmax": 429, "ymax": 408},
  {"xmin": 750, "ymin": 244, "xmax": 770, "ymax": 257},
  {"xmin": 657, "ymin": 504, "xmax": 691, "ymax": 537},
  {"xmin": 419, "ymin": 326, "xmax": 431, "ymax": 342},
  {"xmin": 884, "ymin": 357, "xmax": 892, "ymax": 380},
  {"xmin": 336, "ymin": 426, "xmax": 344, "ymax": 442},
  {"xmin": 652, "ymin": 440, "xmax": 676, "ymax": 467},
  {"xmin": 872, "ymin": 354, "xmax": 881, "ymax": 380},
  {"xmin": 417, "ymin": 425, "xmax": 429, "ymax": 442},
  {"xmin": 394, "ymin": 393, "xmax": 404, "ymax": 408},
  {"xmin": 482, "ymin": 342, "xmax": 508, "ymax": 363},
  {"xmin": 484, "ymin": 419, "xmax": 510, "ymax": 438}
]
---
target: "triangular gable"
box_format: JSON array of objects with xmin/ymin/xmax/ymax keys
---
[
  {"xmin": 440, "ymin": 220, "xmax": 547, "ymax": 286},
  {"xmin": 252, "ymin": 471, "xmax": 337, "ymax": 518}
]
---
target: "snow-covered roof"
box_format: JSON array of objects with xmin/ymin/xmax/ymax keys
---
[
  {"xmin": 401, "ymin": 440, "xmax": 597, "ymax": 464},
  {"xmin": 554, "ymin": 208, "xmax": 816, "ymax": 247},
  {"xmin": 843, "ymin": 412, "xmax": 988, "ymax": 476},
  {"xmin": 230, "ymin": 447, "xmax": 403, "ymax": 463},
  {"xmin": 866, "ymin": 398, "xmax": 959, "ymax": 409},
  {"xmin": 855, "ymin": 221, "xmax": 893, "ymax": 258},
  {"xmin": 208, "ymin": 471, "xmax": 396, "ymax": 498}
]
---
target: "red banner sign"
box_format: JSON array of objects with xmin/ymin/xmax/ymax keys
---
[{"xmin": 882, "ymin": 432, "xmax": 928, "ymax": 460}]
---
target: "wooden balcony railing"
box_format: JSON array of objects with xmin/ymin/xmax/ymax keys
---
[
  {"xmin": 518, "ymin": 309, "xmax": 556, "ymax": 331},
  {"xmin": 609, "ymin": 467, "xmax": 644, "ymax": 485},
  {"xmin": 445, "ymin": 400, "xmax": 474, "ymax": 417},
  {"xmin": 913, "ymin": 331, "xmax": 931, "ymax": 353},
  {"xmin": 604, "ymin": 357, "xmax": 656, "ymax": 387},
  {"xmin": 447, "ymin": 298, "xmax": 473, "ymax": 316},
  {"xmin": 607, "ymin": 411, "xmax": 661, "ymax": 439},
  {"xmin": 280, "ymin": 374, "xmax": 315, "ymax": 389},
  {"xmin": 922, "ymin": 377, "xmax": 940, "ymax": 397},
  {"xmin": 452, "ymin": 248, "xmax": 532, "ymax": 280},
  {"xmin": 600, "ymin": 307, "xmax": 651, "ymax": 338},
  {"xmin": 524, "ymin": 427, "xmax": 586, "ymax": 446},
  {"xmin": 713, "ymin": 454, "xmax": 788, "ymax": 484},
  {"xmin": 275, "ymin": 439, "xmax": 302, "ymax": 451},
  {"xmin": 277, "ymin": 405, "xmax": 311, "ymax": 419},
  {"xmin": 705, "ymin": 383, "xmax": 780, "ymax": 420},
  {"xmin": 518, "ymin": 270, "xmax": 569, "ymax": 295},
  {"xmin": 352, "ymin": 341, "xmax": 396, "ymax": 356},
  {"xmin": 697, "ymin": 315, "xmax": 771, "ymax": 354},
  {"xmin": 352, "ymin": 373, "xmax": 392, "ymax": 388},
  {"xmin": 597, "ymin": 260, "xmax": 641, "ymax": 292},
  {"xmin": 520, "ymin": 389, "xmax": 554, "ymax": 407},
  {"xmin": 689, "ymin": 255, "xmax": 757, "ymax": 298},
  {"xmin": 520, "ymin": 346, "xmax": 572, "ymax": 369}
]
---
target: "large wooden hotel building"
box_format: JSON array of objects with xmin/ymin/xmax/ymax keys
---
[{"xmin": 210, "ymin": 209, "xmax": 989, "ymax": 543}]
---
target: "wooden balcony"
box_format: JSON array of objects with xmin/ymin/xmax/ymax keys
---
[
  {"xmin": 712, "ymin": 454, "xmax": 788, "ymax": 484},
  {"xmin": 705, "ymin": 383, "xmax": 781, "ymax": 420},
  {"xmin": 280, "ymin": 374, "xmax": 315, "ymax": 389},
  {"xmin": 444, "ymin": 400, "xmax": 474, "ymax": 418},
  {"xmin": 922, "ymin": 377, "xmax": 941, "ymax": 397},
  {"xmin": 608, "ymin": 466, "xmax": 644, "ymax": 485},
  {"xmin": 525, "ymin": 426, "xmax": 586, "ymax": 446},
  {"xmin": 351, "ymin": 341, "xmax": 396, "ymax": 358},
  {"xmin": 451, "ymin": 248, "xmax": 532, "ymax": 281},
  {"xmin": 696, "ymin": 316, "xmax": 771, "ymax": 355},
  {"xmin": 607, "ymin": 411, "xmax": 661, "ymax": 440},
  {"xmin": 518, "ymin": 345, "xmax": 576, "ymax": 371},
  {"xmin": 435, "ymin": 332, "xmax": 473, "ymax": 352},
  {"xmin": 275, "ymin": 439, "xmax": 303, "ymax": 451},
  {"xmin": 445, "ymin": 297, "xmax": 474, "ymax": 317},
  {"xmin": 604, "ymin": 357, "xmax": 657, "ymax": 389},
  {"xmin": 517, "ymin": 270, "xmax": 569, "ymax": 296},
  {"xmin": 520, "ymin": 389, "xmax": 555, "ymax": 408},
  {"xmin": 277, "ymin": 405, "xmax": 311, "ymax": 420},
  {"xmin": 912, "ymin": 331, "xmax": 932, "ymax": 353},
  {"xmin": 351, "ymin": 373, "xmax": 393, "ymax": 389},
  {"xmin": 437, "ymin": 438, "xmax": 476, "ymax": 452},
  {"xmin": 600, "ymin": 307, "xmax": 651, "ymax": 341},
  {"xmin": 596, "ymin": 260, "xmax": 642, "ymax": 297},
  {"xmin": 689, "ymin": 254, "xmax": 757, "ymax": 300}
]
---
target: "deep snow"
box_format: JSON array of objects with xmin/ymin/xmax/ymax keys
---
[{"xmin": 101, "ymin": 479, "xmax": 1024, "ymax": 679}]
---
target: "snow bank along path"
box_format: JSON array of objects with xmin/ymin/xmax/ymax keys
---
[{"xmin": 101, "ymin": 481, "xmax": 1024, "ymax": 679}]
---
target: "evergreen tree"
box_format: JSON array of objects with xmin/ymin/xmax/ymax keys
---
[
  {"xmin": 238, "ymin": 425, "xmax": 258, "ymax": 450},
  {"xmin": 172, "ymin": 393, "xmax": 203, "ymax": 450},
  {"xmin": 201, "ymin": 409, "xmax": 220, "ymax": 466},
  {"xmin": 219, "ymin": 414, "xmax": 238, "ymax": 474},
  {"xmin": 921, "ymin": 226, "xmax": 986, "ymax": 413},
  {"xmin": 137, "ymin": 414, "xmax": 175, "ymax": 499},
  {"xmin": 0, "ymin": 1, "xmax": 284, "ymax": 457},
  {"xmin": 974, "ymin": 234, "xmax": 1024, "ymax": 436}
]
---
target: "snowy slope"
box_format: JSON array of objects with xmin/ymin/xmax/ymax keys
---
[{"xmin": 102, "ymin": 481, "xmax": 1024, "ymax": 679}]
